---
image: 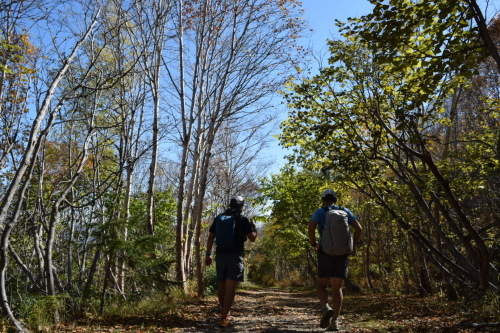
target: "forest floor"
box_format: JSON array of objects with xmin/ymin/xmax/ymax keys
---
[{"xmin": 60, "ymin": 284, "xmax": 497, "ymax": 332}]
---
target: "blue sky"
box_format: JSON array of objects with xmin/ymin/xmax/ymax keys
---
[
  {"xmin": 300, "ymin": 0, "xmax": 374, "ymax": 48},
  {"xmin": 263, "ymin": 0, "xmax": 374, "ymax": 175}
]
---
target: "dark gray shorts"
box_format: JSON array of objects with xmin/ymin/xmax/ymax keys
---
[
  {"xmin": 215, "ymin": 252, "xmax": 244, "ymax": 282},
  {"xmin": 317, "ymin": 251, "xmax": 348, "ymax": 279}
]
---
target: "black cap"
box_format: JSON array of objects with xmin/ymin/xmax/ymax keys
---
[{"xmin": 229, "ymin": 195, "xmax": 245, "ymax": 208}]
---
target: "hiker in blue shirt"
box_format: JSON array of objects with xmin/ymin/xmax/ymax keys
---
[
  {"xmin": 308, "ymin": 189, "xmax": 363, "ymax": 331},
  {"xmin": 205, "ymin": 195, "xmax": 257, "ymax": 328}
]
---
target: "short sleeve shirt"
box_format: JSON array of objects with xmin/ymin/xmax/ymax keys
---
[
  {"xmin": 209, "ymin": 209, "xmax": 253, "ymax": 254},
  {"xmin": 311, "ymin": 205, "xmax": 356, "ymax": 247}
]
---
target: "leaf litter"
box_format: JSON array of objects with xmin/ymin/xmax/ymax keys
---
[{"xmin": 57, "ymin": 287, "xmax": 497, "ymax": 332}]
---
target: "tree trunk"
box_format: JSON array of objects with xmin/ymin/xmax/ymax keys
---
[
  {"xmin": 0, "ymin": 11, "xmax": 101, "ymax": 329},
  {"xmin": 421, "ymin": 151, "xmax": 491, "ymax": 289},
  {"xmin": 364, "ymin": 221, "xmax": 374, "ymax": 289},
  {"xmin": 146, "ymin": 0, "xmax": 169, "ymax": 236},
  {"xmin": 184, "ymin": 125, "xmax": 204, "ymax": 279},
  {"xmin": 434, "ymin": 203, "xmax": 459, "ymax": 300},
  {"xmin": 0, "ymin": 225, "xmax": 29, "ymax": 332},
  {"xmin": 194, "ymin": 125, "xmax": 217, "ymax": 296},
  {"xmin": 466, "ymin": 0, "xmax": 500, "ymax": 72}
]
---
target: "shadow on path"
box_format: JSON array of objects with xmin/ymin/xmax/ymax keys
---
[
  {"xmin": 183, "ymin": 287, "xmax": 324, "ymax": 332},
  {"xmin": 60, "ymin": 286, "xmax": 493, "ymax": 332}
]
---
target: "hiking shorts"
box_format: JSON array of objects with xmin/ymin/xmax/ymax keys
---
[
  {"xmin": 317, "ymin": 251, "xmax": 348, "ymax": 279},
  {"xmin": 215, "ymin": 252, "xmax": 245, "ymax": 282}
]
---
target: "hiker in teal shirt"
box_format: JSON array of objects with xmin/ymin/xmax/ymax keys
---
[
  {"xmin": 308, "ymin": 189, "xmax": 363, "ymax": 331},
  {"xmin": 311, "ymin": 204, "xmax": 357, "ymax": 236}
]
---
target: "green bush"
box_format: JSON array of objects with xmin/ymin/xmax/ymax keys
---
[
  {"xmin": 19, "ymin": 294, "xmax": 67, "ymax": 331},
  {"xmin": 102, "ymin": 291, "xmax": 179, "ymax": 319},
  {"xmin": 203, "ymin": 264, "xmax": 217, "ymax": 295},
  {"xmin": 463, "ymin": 290, "xmax": 500, "ymax": 323}
]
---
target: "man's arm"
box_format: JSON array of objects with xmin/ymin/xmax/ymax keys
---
[
  {"xmin": 352, "ymin": 219, "xmax": 363, "ymax": 254},
  {"xmin": 246, "ymin": 219, "xmax": 257, "ymax": 242},
  {"xmin": 308, "ymin": 220, "xmax": 319, "ymax": 250},
  {"xmin": 205, "ymin": 232, "xmax": 215, "ymax": 266}
]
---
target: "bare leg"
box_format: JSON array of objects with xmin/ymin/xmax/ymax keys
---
[
  {"xmin": 330, "ymin": 277, "xmax": 344, "ymax": 319},
  {"xmin": 218, "ymin": 281, "xmax": 226, "ymax": 312},
  {"xmin": 221, "ymin": 279, "xmax": 238, "ymax": 318},
  {"xmin": 317, "ymin": 277, "xmax": 330, "ymax": 307}
]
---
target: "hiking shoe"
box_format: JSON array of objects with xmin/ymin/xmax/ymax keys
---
[
  {"xmin": 320, "ymin": 305, "xmax": 334, "ymax": 328},
  {"xmin": 327, "ymin": 318, "xmax": 339, "ymax": 331},
  {"xmin": 219, "ymin": 317, "xmax": 233, "ymax": 328}
]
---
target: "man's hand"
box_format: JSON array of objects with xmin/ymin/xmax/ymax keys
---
[
  {"xmin": 205, "ymin": 255, "xmax": 212, "ymax": 266},
  {"xmin": 249, "ymin": 219, "xmax": 257, "ymax": 232}
]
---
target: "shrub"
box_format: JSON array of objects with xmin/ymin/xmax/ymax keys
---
[
  {"xmin": 203, "ymin": 264, "xmax": 217, "ymax": 295},
  {"xmin": 18, "ymin": 294, "xmax": 66, "ymax": 331}
]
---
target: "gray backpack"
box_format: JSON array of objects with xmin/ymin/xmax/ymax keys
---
[{"xmin": 321, "ymin": 206, "xmax": 353, "ymax": 256}]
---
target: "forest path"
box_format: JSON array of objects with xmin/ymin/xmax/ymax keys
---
[
  {"xmin": 182, "ymin": 286, "xmax": 320, "ymax": 332},
  {"xmin": 64, "ymin": 285, "xmax": 492, "ymax": 332},
  {"xmin": 169, "ymin": 285, "xmax": 471, "ymax": 332}
]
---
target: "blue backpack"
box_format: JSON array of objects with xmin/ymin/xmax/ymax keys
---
[{"xmin": 215, "ymin": 215, "xmax": 236, "ymax": 249}]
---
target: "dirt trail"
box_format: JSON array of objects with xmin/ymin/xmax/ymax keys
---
[
  {"xmin": 175, "ymin": 286, "xmax": 480, "ymax": 332},
  {"xmin": 64, "ymin": 286, "xmax": 493, "ymax": 332},
  {"xmin": 183, "ymin": 287, "xmax": 321, "ymax": 332}
]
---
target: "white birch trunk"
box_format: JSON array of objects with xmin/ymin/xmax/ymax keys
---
[{"xmin": 0, "ymin": 10, "xmax": 101, "ymax": 331}]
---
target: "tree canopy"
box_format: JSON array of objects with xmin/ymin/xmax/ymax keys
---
[{"xmin": 274, "ymin": 0, "xmax": 499, "ymax": 296}]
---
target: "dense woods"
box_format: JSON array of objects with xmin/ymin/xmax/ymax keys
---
[
  {"xmin": 259, "ymin": 0, "xmax": 499, "ymax": 309},
  {"xmin": 0, "ymin": 0, "xmax": 304, "ymax": 331},
  {"xmin": 0, "ymin": 0, "xmax": 498, "ymax": 331}
]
